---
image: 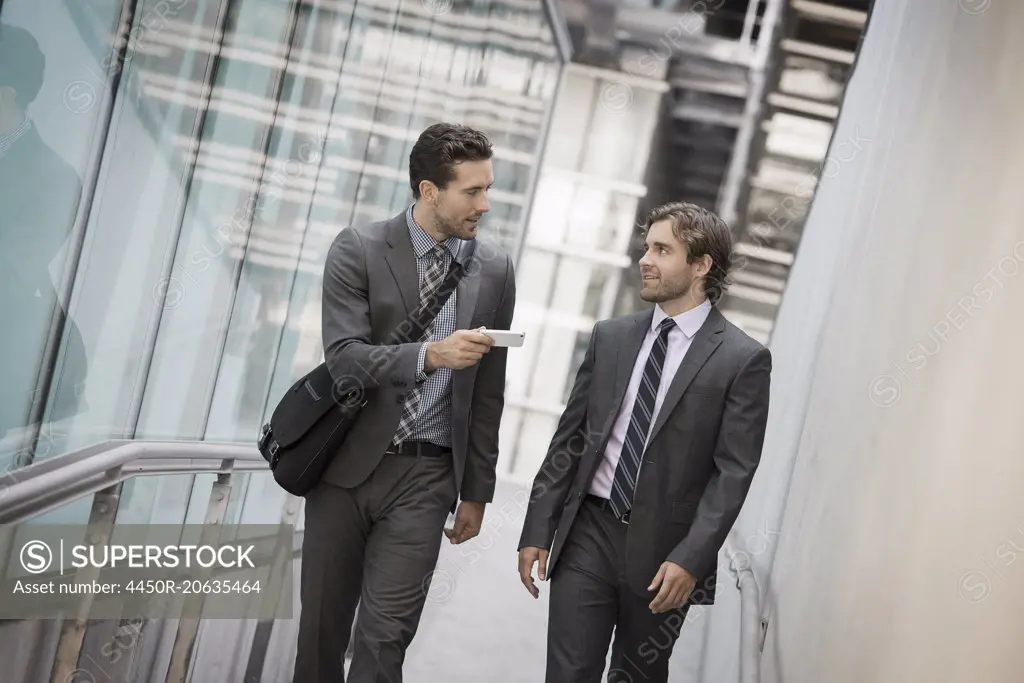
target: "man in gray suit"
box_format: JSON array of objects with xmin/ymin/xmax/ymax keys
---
[
  {"xmin": 295, "ymin": 123, "xmax": 516, "ymax": 682},
  {"xmin": 517, "ymin": 201, "xmax": 772, "ymax": 683}
]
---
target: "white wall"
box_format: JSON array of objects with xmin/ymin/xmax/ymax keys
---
[{"xmin": 684, "ymin": 2, "xmax": 1024, "ymax": 682}]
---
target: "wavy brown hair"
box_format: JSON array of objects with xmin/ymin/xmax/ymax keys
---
[{"xmin": 642, "ymin": 201, "xmax": 733, "ymax": 304}]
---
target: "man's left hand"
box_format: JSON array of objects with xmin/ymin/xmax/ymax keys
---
[
  {"xmin": 444, "ymin": 501, "xmax": 485, "ymax": 544},
  {"xmin": 648, "ymin": 561, "xmax": 696, "ymax": 613}
]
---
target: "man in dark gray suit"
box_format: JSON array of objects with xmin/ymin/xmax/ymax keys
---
[
  {"xmin": 517, "ymin": 201, "xmax": 772, "ymax": 683},
  {"xmin": 295, "ymin": 123, "xmax": 516, "ymax": 682}
]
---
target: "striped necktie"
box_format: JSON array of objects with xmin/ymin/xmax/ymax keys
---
[{"xmin": 608, "ymin": 317, "xmax": 676, "ymax": 518}]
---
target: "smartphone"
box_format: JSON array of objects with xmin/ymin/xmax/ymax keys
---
[{"xmin": 480, "ymin": 329, "xmax": 526, "ymax": 347}]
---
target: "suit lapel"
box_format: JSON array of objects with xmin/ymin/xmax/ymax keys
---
[
  {"xmin": 582, "ymin": 311, "xmax": 653, "ymax": 481},
  {"xmin": 455, "ymin": 241, "xmax": 481, "ymax": 331},
  {"xmin": 607, "ymin": 310, "xmax": 654, "ymax": 427},
  {"xmin": 646, "ymin": 307, "xmax": 725, "ymax": 445},
  {"xmin": 383, "ymin": 214, "xmax": 419, "ymax": 316}
]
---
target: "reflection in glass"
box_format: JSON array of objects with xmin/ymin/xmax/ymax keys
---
[
  {"xmin": 1, "ymin": 0, "xmax": 561, "ymax": 473},
  {"xmin": 0, "ymin": 18, "xmax": 88, "ymax": 466}
]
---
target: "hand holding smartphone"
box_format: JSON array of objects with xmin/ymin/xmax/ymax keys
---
[{"xmin": 479, "ymin": 328, "xmax": 526, "ymax": 347}]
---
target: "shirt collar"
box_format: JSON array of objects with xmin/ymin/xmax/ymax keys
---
[
  {"xmin": 0, "ymin": 117, "xmax": 31, "ymax": 160},
  {"xmin": 652, "ymin": 298, "xmax": 712, "ymax": 339},
  {"xmin": 406, "ymin": 204, "xmax": 463, "ymax": 263}
]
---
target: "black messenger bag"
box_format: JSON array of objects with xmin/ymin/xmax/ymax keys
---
[{"xmin": 258, "ymin": 241, "xmax": 473, "ymax": 496}]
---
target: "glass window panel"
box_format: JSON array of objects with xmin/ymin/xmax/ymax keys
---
[
  {"xmin": 503, "ymin": 311, "xmax": 544, "ymax": 401},
  {"xmin": 514, "ymin": 249, "xmax": 557, "ymax": 308},
  {"xmin": 527, "ymin": 323, "xmax": 579, "ymax": 406},
  {"xmin": 563, "ymin": 329, "xmax": 593, "ymax": 404},
  {"xmin": 136, "ymin": 0, "xmax": 301, "ymax": 441},
  {"xmin": 115, "ymin": 473, "xmax": 204, "ymax": 526},
  {"xmin": 205, "ymin": 4, "xmax": 348, "ymax": 442},
  {"xmin": 581, "ymin": 264, "xmax": 614, "ymax": 321},
  {"xmin": 2, "ymin": 0, "xmax": 563, "ymax": 491},
  {"xmin": 2, "ymin": 0, "xmax": 221, "ymax": 460},
  {"xmin": 0, "ymin": 1, "xmax": 117, "ymax": 463},
  {"xmin": 549, "ymin": 258, "xmax": 595, "ymax": 317},
  {"xmin": 544, "ymin": 73, "xmax": 595, "ymax": 171},
  {"xmin": 605, "ymin": 191, "xmax": 642, "ymax": 253},
  {"xmin": 566, "ymin": 186, "xmax": 610, "ymax": 249},
  {"xmin": 586, "ymin": 79, "xmax": 662, "ymax": 182},
  {"xmin": 525, "ymin": 174, "xmax": 573, "ymax": 247}
]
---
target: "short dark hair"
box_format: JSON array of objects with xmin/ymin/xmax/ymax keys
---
[
  {"xmin": 0, "ymin": 23, "xmax": 45, "ymax": 107},
  {"xmin": 408, "ymin": 123, "xmax": 493, "ymax": 199},
  {"xmin": 643, "ymin": 201, "xmax": 734, "ymax": 304}
]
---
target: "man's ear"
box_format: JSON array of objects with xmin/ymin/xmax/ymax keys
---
[
  {"xmin": 698, "ymin": 254, "xmax": 714, "ymax": 278},
  {"xmin": 418, "ymin": 179, "xmax": 437, "ymax": 203}
]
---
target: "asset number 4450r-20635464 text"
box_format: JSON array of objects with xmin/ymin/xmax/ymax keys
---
[{"xmin": 124, "ymin": 579, "xmax": 261, "ymax": 594}]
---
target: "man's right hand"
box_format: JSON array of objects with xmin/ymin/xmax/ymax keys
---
[
  {"xmin": 518, "ymin": 546, "xmax": 550, "ymax": 599},
  {"xmin": 424, "ymin": 328, "xmax": 494, "ymax": 371}
]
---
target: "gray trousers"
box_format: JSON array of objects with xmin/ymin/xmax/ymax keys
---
[
  {"xmin": 547, "ymin": 497, "xmax": 691, "ymax": 683},
  {"xmin": 294, "ymin": 451, "xmax": 458, "ymax": 683}
]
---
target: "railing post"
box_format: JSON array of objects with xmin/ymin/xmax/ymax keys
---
[
  {"xmin": 241, "ymin": 493, "xmax": 302, "ymax": 682},
  {"xmin": 49, "ymin": 484, "xmax": 121, "ymax": 683},
  {"xmin": 163, "ymin": 471, "xmax": 234, "ymax": 683}
]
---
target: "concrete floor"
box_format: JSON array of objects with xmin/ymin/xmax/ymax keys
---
[
  {"xmin": 401, "ymin": 478, "xmax": 552, "ymax": 683},
  {"xmin": 337, "ymin": 477, "xmax": 704, "ymax": 683}
]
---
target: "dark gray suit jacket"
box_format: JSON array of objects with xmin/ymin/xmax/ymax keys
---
[
  {"xmin": 518, "ymin": 306, "xmax": 771, "ymax": 604},
  {"xmin": 319, "ymin": 211, "xmax": 516, "ymax": 504}
]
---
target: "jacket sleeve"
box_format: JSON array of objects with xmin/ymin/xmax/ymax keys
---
[
  {"xmin": 321, "ymin": 228, "xmax": 423, "ymax": 393},
  {"xmin": 460, "ymin": 254, "xmax": 517, "ymax": 502},
  {"xmin": 666, "ymin": 346, "xmax": 772, "ymax": 579},
  {"xmin": 517, "ymin": 323, "xmax": 598, "ymax": 550}
]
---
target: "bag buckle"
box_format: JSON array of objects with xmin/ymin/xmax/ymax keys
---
[
  {"xmin": 258, "ymin": 423, "xmax": 273, "ymax": 454},
  {"xmin": 259, "ymin": 424, "xmax": 280, "ymax": 469}
]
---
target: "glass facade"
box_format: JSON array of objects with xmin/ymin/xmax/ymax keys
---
[
  {"xmin": 499, "ymin": 65, "xmax": 667, "ymax": 481},
  {"xmin": 0, "ymin": 0, "xmax": 561, "ymax": 509}
]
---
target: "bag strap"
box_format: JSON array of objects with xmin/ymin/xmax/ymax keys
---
[{"xmin": 384, "ymin": 238, "xmax": 476, "ymax": 345}]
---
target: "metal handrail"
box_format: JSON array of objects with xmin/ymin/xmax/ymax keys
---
[
  {"xmin": 0, "ymin": 439, "xmax": 285, "ymax": 683},
  {"xmin": 725, "ymin": 533, "xmax": 762, "ymax": 683},
  {"xmin": 0, "ymin": 439, "xmax": 267, "ymax": 524}
]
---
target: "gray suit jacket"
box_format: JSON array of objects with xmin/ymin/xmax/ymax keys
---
[
  {"xmin": 319, "ymin": 211, "xmax": 516, "ymax": 504},
  {"xmin": 518, "ymin": 306, "xmax": 771, "ymax": 604}
]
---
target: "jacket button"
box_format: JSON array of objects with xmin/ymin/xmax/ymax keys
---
[
  {"xmin": 576, "ymin": 491, "xmax": 583, "ymax": 499},
  {"xmin": 395, "ymin": 394, "xmax": 406, "ymax": 404}
]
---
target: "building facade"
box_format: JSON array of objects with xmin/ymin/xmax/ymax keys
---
[{"xmin": 1, "ymin": 0, "xmax": 566, "ymax": 499}]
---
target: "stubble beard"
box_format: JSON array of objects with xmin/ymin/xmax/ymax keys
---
[{"xmin": 641, "ymin": 276, "xmax": 693, "ymax": 304}]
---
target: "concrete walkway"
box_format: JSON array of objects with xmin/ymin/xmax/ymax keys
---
[{"xmin": 402, "ymin": 478, "xmax": 550, "ymax": 683}]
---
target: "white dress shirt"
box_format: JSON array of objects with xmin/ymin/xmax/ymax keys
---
[{"xmin": 589, "ymin": 299, "xmax": 713, "ymax": 498}]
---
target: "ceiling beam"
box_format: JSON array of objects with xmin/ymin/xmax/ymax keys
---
[{"xmin": 790, "ymin": 0, "xmax": 868, "ymax": 29}]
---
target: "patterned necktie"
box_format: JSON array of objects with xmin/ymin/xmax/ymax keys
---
[
  {"xmin": 608, "ymin": 317, "xmax": 676, "ymax": 518},
  {"xmin": 392, "ymin": 244, "xmax": 449, "ymax": 445}
]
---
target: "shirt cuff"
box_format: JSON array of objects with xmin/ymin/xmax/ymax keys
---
[{"xmin": 416, "ymin": 343, "xmax": 429, "ymax": 382}]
